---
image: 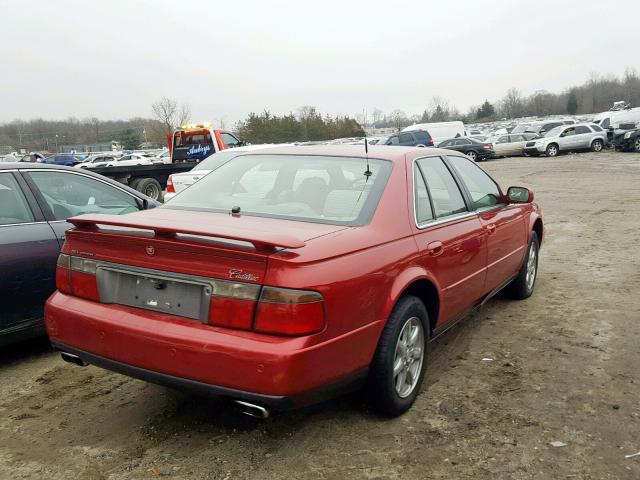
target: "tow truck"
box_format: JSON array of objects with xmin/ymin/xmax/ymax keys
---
[{"xmin": 88, "ymin": 124, "xmax": 243, "ymax": 201}]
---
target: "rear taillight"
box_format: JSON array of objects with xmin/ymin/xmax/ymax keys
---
[
  {"xmin": 55, "ymin": 254, "xmax": 99, "ymax": 301},
  {"xmin": 209, "ymin": 285, "xmax": 325, "ymax": 336},
  {"xmin": 429, "ymin": 138, "xmax": 434, "ymax": 146},
  {"xmin": 166, "ymin": 175, "xmax": 175, "ymax": 193},
  {"xmin": 254, "ymin": 287, "xmax": 324, "ymax": 336},
  {"xmin": 483, "ymin": 143, "xmax": 491, "ymax": 150},
  {"xmin": 56, "ymin": 254, "xmax": 72, "ymax": 294},
  {"xmin": 208, "ymin": 282, "xmax": 261, "ymax": 330}
]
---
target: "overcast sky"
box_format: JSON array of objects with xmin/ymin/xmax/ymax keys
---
[{"xmin": 1, "ymin": 0, "xmax": 638, "ymax": 125}]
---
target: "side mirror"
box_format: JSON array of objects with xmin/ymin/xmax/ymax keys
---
[{"xmin": 507, "ymin": 186, "xmax": 534, "ymax": 203}]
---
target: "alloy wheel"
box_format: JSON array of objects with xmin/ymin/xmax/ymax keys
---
[
  {"xmin": 593, "ymin": 140, "xmax": 603, "ymax": 152},
  {"xmin": 393, "ymin": 317, "xmax": 424, "ymax": 398},
  {"xmin": 525, "ymin": 241, "xmax": 537, "ymax": 291},
  {"xmin": 467, "ymin": 151, "xmax": 477, "ymax": 161},
  {"xmin": 635, "ymin": 138, "xmax": 640, "ymax": 152}
]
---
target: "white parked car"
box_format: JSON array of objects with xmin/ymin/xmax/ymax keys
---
[
  {"xmin": 77, "ymin": 153, "xmax": 121, "ymax": 169},
  {"xmin": 164, "ymin": 145, "xmax": 288, "ymax": 201},
  {"xmin": 402, "ymin": 121, "xmax": 466, "ymax": 144},
  {"xmin": 103, "ymin": 153, "xmax": 158, "ymax": 167},
  {"xmin": 522, "ymin": 123, "xmax": 607, "ymax": 157},
  {"xmin": 154, "ymin": 150, "xmax": 171, "ymax": 164}
]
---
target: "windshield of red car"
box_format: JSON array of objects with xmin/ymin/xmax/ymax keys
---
[{"xmin": 164, "ymin": 154, "xmax": 392, "ymax": 226}]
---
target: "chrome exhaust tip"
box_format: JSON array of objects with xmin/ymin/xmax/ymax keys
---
[
  {"xmin": 234, "ymin": 400, "xmax": 270, "ymax": 419},
  {"xmin": 60, "ymin": 351, "xmax": 88, "ymax": 367}
]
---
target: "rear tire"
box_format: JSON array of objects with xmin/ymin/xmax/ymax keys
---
[
  {"xmin": 507, "ymin": 231, "xmax": 539, "ymax": 300},
  {"xmin": 134, "ymin": 178, "xmax": 163, "ymax": 201},
  {"xmin": 466, "ymin": 150, "xmax": 478, "ymax": 161},
  {"xmin": 545, "ymin": 144, "xmax": 558, "ymax": 157},
  {"xmin": 366, "ymin": 295, "xmax": 430, "ymax": 417},
  {"xmin": 591, "ymin": 139, "xmax": 603, "ymax": 152}
]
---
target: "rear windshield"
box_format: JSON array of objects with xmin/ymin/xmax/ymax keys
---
[
  {"xmin": 164, "ymin": 154, "xmax": 392, "ymax": 226},
  {"xmin": 413, "ymin": 130, "xmax": 431, "ymax": 140}
]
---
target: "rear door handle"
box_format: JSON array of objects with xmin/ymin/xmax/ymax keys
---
[
  {"xmin": 486, "ymin": 224, "xmax": 496, "ymax": 234},
  {"xmin": 426, "ymin": 241, "xmax": 444, "ymax": 256}
]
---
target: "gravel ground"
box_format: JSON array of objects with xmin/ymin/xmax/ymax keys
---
[{"xmin": 1, "ymin": 150, "xmax": 639, "ymax": 480}]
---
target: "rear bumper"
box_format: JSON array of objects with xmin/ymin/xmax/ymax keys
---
[
  {"xmin": 51, "ymin": 341, "xmax": 367, "ymax": 410},
  {"xmin": 45, "ymin": 292, "xmax": 379, "ymax": 408}
]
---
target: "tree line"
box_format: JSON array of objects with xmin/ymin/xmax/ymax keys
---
[
  {"xmin": 371, "ymin": 68, "xmax": 640, "ymax": 127},
  {"xmin": 235, "ymin": 106, "xmax": 364, "ymax": 144}
]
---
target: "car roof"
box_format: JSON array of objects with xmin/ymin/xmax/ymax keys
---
[{"xmin": 236, "ymin": 144, "xmax": 461, "ymax": 161}]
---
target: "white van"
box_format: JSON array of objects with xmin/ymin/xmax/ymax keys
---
[
  {"xmin": 402, "ymin": 121, "xmax": 466, "ymax": 144},
  {"xmin": 592, "ymin": 107, "xmax": 640, "ymax": 129}
]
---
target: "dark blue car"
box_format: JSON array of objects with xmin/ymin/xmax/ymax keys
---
[
  {"xmin": 0, "ymin": 163, "xmax": 159, "ymax": 345},
  {"xmin": 384, "ymin": 130, "xmax": 434, "ymax": 147},
  {"xmin": 42, "ymin": 154, "xmax": 85, "ymax": 167}
]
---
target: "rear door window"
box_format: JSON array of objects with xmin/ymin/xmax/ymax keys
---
[
  {"xmin": 413, "ymin": 167, "xmax": 433, "ymax": 224},
  {"xmin": 413, "ymin": 131, "xmax": 431, "ymax": 140},
  {"xmin": 575, "ymin": 126, "xmax": 591, "ymax": 134},
  {"xmin": 398, "ymin": 133, "xmax": 414, "ymax": 143},
  {"xmin": 415, "ymin": 157, "xmax": 467, "ymax": 218},
  {"xmin": 0, "ymin": 173, "xmax": 35, "ymax": 225},
  {"xmin": 26, "ymin": 171, "xmax": 140, "ymax": 220}
]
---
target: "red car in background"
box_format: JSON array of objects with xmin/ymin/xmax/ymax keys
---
[{"xmin": 45, "ymin": 145, "xmax": 543, "ymax": 417}]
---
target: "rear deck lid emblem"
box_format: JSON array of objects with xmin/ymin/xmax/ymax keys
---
[{"xmin": 145, "ymin": 246, "xmax": 155, "ymax": 256}]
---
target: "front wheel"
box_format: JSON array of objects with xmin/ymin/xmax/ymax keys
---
[
  {"xmin": 366, "ymin": 295, "xmax": 429, "ymax": 416},
  {"xmin": 507, "ymin": 231, "xmax": 539, "ymax": 300},
  {"xmin": 634, "ymin": 138, "xmax": 640, "ymax": 153},
  {"xmin": 545, "ymin": 144, "xmax": 558, "ymax": 157},
  {"xmin": 591, "ymin": 139, "xmax": 603, "ymax": 152},
  {"xmin": 466, "ymin": 150, "xmax": 478, "ymax": 161}
]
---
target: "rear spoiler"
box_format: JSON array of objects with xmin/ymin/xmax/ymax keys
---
[{"xmin": 67, "ymin": 214, "xmax": 306, "ymax": 252}]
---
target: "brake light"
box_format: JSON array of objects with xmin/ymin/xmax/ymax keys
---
[
  {"xmin": 254, "ymin": 287, "xmax": 324, "ymax": 336},
  {"xmin": 56, "ymin": 254, "xmax": 72, "ymax": 294},
  {"xmin": 166, "ymin": 175, "xmax": 175, "ymax": 193},
  {"xmin": 429, "ymin": 138, "xmax": 434, "ymax": 146},
  {"xmin": 208, "ymin": 281, "xmax": 261, "ymax": 330},
  {"xmin": 483, "ymin": 143, "xmax": 491, "ymax": 150},
  {"xmin": 56, "ymin": 254, "xmax": 99, "ymax": 301}
]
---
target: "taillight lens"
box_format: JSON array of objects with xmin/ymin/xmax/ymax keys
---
[
  {"xmin": 56, "ymin": 254, "xmax": 99, "ymax": 301},
  {"xmin": 254, "ymin": 287, "xmax": 324, "ymax": 336},
  {"xmin": 166, "ymin": 175, "xmax": 175, "ymax": 193},
  {"xmin": 429, "ymin": 138, "xmax": 434, "ymax": 146},
  {"xmin": 208, "ymin": 282, "xmax": 260, "ymax": 330},
  {"xmin": 483, "ymin": 143, "xmax": 491, "ymax": 150},
  {"xmin": 56, "ymin": 254, "xmax": 72, "ymax": 294}
]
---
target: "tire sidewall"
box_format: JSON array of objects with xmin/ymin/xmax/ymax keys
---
[
  {"xmin": 591, "ymin": 139, "xmax": 603, "ymax": 152},
  {"xmin": 367, "ymin": 296, "xmax": 430, "ymax": 416},
  {"xmin": 546, "ymin": 144, "xmax": 558, "ymax": 157}
]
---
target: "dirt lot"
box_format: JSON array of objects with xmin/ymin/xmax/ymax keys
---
[{"xmin": 1, "ymin": 150, "xmax": 640, "ymax": 480}]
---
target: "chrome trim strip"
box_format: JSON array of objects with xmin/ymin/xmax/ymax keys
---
[
  {"xmin": 0, "ymin": 221, "xmax": 48, "ymax": 227},
  {"xmin": 20, "ymin": 168, "xmax": 139, "ymax": 198}
]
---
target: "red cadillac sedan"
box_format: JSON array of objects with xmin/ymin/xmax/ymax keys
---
[{"xmin": 45, "ymin": 145, "xmax": 542, "ymax": 417}]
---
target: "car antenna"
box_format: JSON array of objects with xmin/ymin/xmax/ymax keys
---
[{"xmin": 364, "ymin": 131, "xmax": 372, "ymax": 178}]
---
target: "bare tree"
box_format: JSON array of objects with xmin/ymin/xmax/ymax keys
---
[
  {"xmin": 500, "ymin": 88, "xmax": 525, "ymax": 119},
  {"xmin": 151, "ymin": 97, "xmax": 192, "ymax": 135}
]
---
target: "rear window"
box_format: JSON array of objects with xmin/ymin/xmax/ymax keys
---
[
  {"xmin": 172, "ymin": 130, "xmax": 214, "ymax": 161},
  {"xmin": 192, "ymin": 150, "xmax": 244, "ymax": 171},
  {"xmin": 164, "ymin": 154, "xmax": 392, "ymax": 226}
]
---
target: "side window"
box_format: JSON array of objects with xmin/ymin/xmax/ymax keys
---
[
  {"xmin": 415, "ymin": 157, "xmax": 467, "ymax": 218},
  {"xmin": 562, "ymin": 127, "xmax": 575, "ymax": 136},
  {"xmin": 0, "ymin": 173, "xmax": 35, "ymax": 225},
  {"xmin": 221, "ymin": 133, "xmax": 241, "ymax": 147},
  {"xmin": 575, "ymin": 126, "xmax": 591, "ymax": 134},
  {"xmin": 413, "ymin": 131, "xmax": 431, "ymax": 141},
  {"xmin": 497, "ymin": 136, "xmax": 509, "ymax": 144},
  {"xmin": 591, "ymin": 124, "xmax": 603, "ymax": 132},
  {"xmin": 387, "ymin": 136, "xmax": 400, "ymax": 145},
  {"xmin": 413, "ymin": 166, "xmax": 433, "ymax": 224},
  {"xmin": 398, "ymin": 133, "xmax": 414, "ymax": 143},
  {"xmin": 439, "ymin": 140, "xmax": 452, "ymax": 147},
  {"xmin": 26, "ymin": 172, "xmax": 140, "ymax": 220},
  {"xmin": 446, "ymin": 155, "xmax": 502, "ymax": 209},
  {"xmin": 600, "ymin": 118, "xmax": 610, "ymax": 129}
]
